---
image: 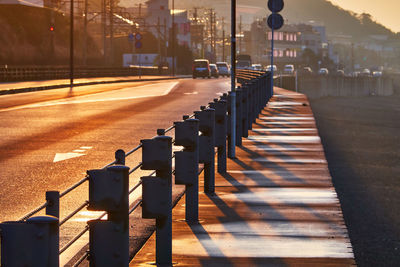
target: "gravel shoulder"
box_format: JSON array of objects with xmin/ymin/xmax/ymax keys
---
[{"xmin": 309, "ymin": 95, "xmax": 400, "ymax": 266}]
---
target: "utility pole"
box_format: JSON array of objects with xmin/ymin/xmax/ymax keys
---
[
  {"xmin": 83, "ymin": 0, "xmax": 88, "ymax": 65},
  {"xmin": 109, "ymin": 0, "xmax": 114, "ymax": 65},
  {"xmin": 158, "ymin": 17, "xmax": 161, "ymax": 65},
  {"xmin": 229, "ymin": 0, "xmax": 236, "ymax": 158},
  {"xmin": 239, "ymin": 15, "xmax": 242, "ymax": 54},
  {"xmin": 213, "ymin": 11, "xmax": 217, "ymax": 61},
  {"xmin": 164, "ymin": 18, "xmax": 167, "ymax": 64},
  {"xmin": 70, "ymin": 0, "xmax": 74, "ymax": 91},
  {"xmin": 351, "ymin": 43, "xmax": 354, "ymax": 73},
  {"xmin": 102, "ymin": 0, "xmax": 107, "ymax": 64},
  {"xmin": 222, "ymin": 17, "xmax": 225, "ymax": 62},
  {"xmin": 172, "ymin": 0, "xmax": 175, "ymax": 76}
]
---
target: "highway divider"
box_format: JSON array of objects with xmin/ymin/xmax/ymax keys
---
[{"xmin": 0, "ymin": 70, "xmax": 271, "ymax": 267}]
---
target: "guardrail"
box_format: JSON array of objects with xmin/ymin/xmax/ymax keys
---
[
  {"xmin": 0, "ymin": 66, "xmax": 169, "ymax": 82},
  {"xmin": 0, "ymin": 71, "xmax": 271, "ymax": 267}
]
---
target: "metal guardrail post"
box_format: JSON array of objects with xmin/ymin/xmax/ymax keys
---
[
  {"xmin": 141, "ymin": 130, "xmax": 173, "ymax": 265},
  {"xmin": 209, "ymin": 98, "xmax": 228, "ymax": 173},
  {"xmin": 174, "ymin": 116, "xmax": 200, "ymax": 223},
  {"xmin": 195, "ymin": 106, "xmax": 216, "ymax": 193},
  {"xmin": 241, "ymin": 85, "xmax": 249, "ymax": 138},
  {"xmin": 0, "ymin": 215, "xmax": 59, "ymax": 266},
  {"xmin": 235, "ymin": 88, "xmax": 243, "ymax": 146},
  {"xmin": 87, "ymin": 165, "xmax": 130, "ymax": 267},
  {"xmin": 46, "ymin": 191, "xmax": 60, "ymax": 218}
]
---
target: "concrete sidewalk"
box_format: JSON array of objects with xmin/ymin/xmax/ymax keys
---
[
  {"xmin": 130, "ymin": 87, "xmax": 355, "ymax": 266},
  {"xmin": 0, "ymin": 75, "xmax": 186, "ymax": 95}
]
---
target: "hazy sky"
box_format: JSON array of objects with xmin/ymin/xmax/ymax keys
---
[{"xmin": 329, "ymin": 0, "xmax": 400, "ymax": 32}]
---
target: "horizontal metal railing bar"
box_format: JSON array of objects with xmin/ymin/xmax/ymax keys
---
[
  {"xmin": 125, "ymin": 144, "xmax": 143, "ymax": 157},
  {"xmin": 18, "ymin": 201, "xmax": 48, "ymax": 221},
  {"xmin": 165, "ymin": 125, "xmax": 175, "ymax": 133},
  {"xmin": 59, "ymin": 225, "xmax": 89, "ymax": 255},
  {"xmin": 129, "ymin": 162, "xmax": 143, "ymax": 175},
  {"xmin": 129, "ymin": 180, "xmax": 143, "ymax": 195},
  {"xmin": 128, "ymin": 199, "xmax": 142, "ymax": 215},
  {"xmin": 60, "ymin": 176, "xmax": 89, "ymax": 198},
  {"xmin": 59, "ymin": 201, "xmax": 89, "ymax": 226},
  {"xmin": 72, "ymin": 251, "xmax": 89, "ymax": 267}
]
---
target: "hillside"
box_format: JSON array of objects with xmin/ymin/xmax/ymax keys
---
[{"xmin": 0, "ymin": 4, "xmax": 101, "ymax": 66}]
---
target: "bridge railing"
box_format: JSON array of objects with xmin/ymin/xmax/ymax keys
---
[{"xmin": 0, "ymin": 71, "xmax": 271, "ymax": 267}]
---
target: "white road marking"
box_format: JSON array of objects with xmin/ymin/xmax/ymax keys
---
[
  {"xmin": 259, "ymin": 116, "xmax": 315, "ymax": 120},
  {"xmin": 73, "ymin": 149, "xmax": 86, "ymax": 153},
  {"xmin": 184, "ymin": 92, "xmax": 198, "ymax": 95},
  {"xmin": 53, "ymin": 152, "xmax": 85, "ymax": 163},
  {"xmin": 245, "ymin": 135, "xmax": 321, "ymax": 143},
  {"xmin": 251, "ymin": 128, "xmax": 316, "ymax": 132},
  {"xmin": 80, "ymin": 146, "xmax": 93, "ymax": 149}
]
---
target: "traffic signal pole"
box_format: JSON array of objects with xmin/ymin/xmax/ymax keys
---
[{"xmin": 229, "ymin": 0, "xmax": 236, "ymax": 158}]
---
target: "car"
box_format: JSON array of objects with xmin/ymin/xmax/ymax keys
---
[
  {"xmin": 251, "ymin": 64, "xmax": 263, "ymax": 71},
  {"xmin": 216, "ymin": 62, "xmax": 230, "ymax": 77},
  {"xmin": 360, "ymin": 68, "xmax": 371, "ymax": 77},
  {"xmin": 283, "ymin": 64, "xmax": 295, "ymax": 74},
  {"xmin": 209, "ymin": 64, "xmax": 219, "ymax": 78},
  {"xmin": 336, "ymin": 70, "xmax": 345, "ymax": 76},
  {"xmin": 266, "ymin": 65, "xmax": 277, "ymax": 72},
  {"xmin": 372, "ymin": 71, "xmax": 383, "ymax": 77},
  {"xmin": 318, "ymin": 68, "xmax": 329, "ymax": 75},
  {"xmin": 300, "ymin": 67, "xmax": 313, "ymax": 75},
  {"xmin": 193, "ymin": 59, "xmax": 210, "ymax": 78}
]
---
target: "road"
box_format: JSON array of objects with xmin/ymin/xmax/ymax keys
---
[{"xmin": 0, "ymin": 78, "xmax": 229, "ymax": 226}]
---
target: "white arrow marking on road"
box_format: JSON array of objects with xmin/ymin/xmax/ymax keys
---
[{"xmin": 53, "ymin": 152, "xmax": 85, "ymax": 163}]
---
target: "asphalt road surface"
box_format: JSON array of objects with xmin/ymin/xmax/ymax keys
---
[
  {"xmin": 310, "ymin": 95, "xmax": 400, "ymax": 266},
  {"xmin": 0, "ymin": 78, "xmax": 229, "ymax": 224}
]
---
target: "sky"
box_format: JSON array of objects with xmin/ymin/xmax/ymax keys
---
[{"xmin": 329, "ymin": 0, "xmax": 400, "ymax": 33}]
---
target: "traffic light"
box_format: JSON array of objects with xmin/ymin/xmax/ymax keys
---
[
  {"xmin": 135, "ymin": 33, "xmax": 142, "ymax": 49},
  {"xmin": 50, "ymin": 26, "xmax": 54, "ymax": 32}
]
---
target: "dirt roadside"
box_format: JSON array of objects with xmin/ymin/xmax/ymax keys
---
[{"xmin": 309, "ymin": 94, "xmax": 400, "ymax": 266}]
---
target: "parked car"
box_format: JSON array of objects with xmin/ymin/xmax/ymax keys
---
[
  {"xmin": 318, "ymin": 68, "xmax": 329, "ymax": 75},
  {"xmin": 283, "ymin": 64, "xmax": 295, "ymax": 74},
  {"xmin": 266, "ymin": 65, "xmax": 277, "ymax": 72},
  {"xmin": 216, "ymin": 62, "xmax": 230, "ymax": 77},
  {"xmin": 299, "ymin": 67, "xmax": 313, "ymax": 75},
  {"xmin": 360, "ymin": 68, "xmax": 371, "ymax": 77},
  {"xmin": 192, "ymin": 59, "xmax": 210, "ymax": 78},
  {"xmin": 372, "ymin": 71, "xmax": 383, "ymax": 77},
  {"xmin": 336, "ymin": 70, "xmax": 345, "ymax": 76},
  {"xmin": 251, "ymin": 64, "xmax": 263, "ymax": 71},
  {"xmin": 209, "ymin": 64, "xmax": 219, "ymax": 78}
]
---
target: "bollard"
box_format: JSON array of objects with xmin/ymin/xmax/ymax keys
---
[
  {"xmin": 0, "ymin": 215, "xmax": 59, "ymax": 267},
  {"xmin": 174, "ymin": 117, "xmax": 199, "ymax": 223},
  {"xmin": 209, "ymin": 98, "xmax": 228, "ymax": 173},
  {"xmin": 235, "ymin": 88, "xmax": 243, "ymax": 146},
  {"xmin": 87, "ymin": 165, "xmax": 130, "ymax": 267},
  {"xmin": 46, "ymin": 191, "xmax": 60, "ymax": 218},
  {"xmin": 194, "ymin": 107, "xmax": 216, "ymax": 193},
  {"xmin": 140, "ymin": 131, "xmax": 172, "ymax": 265}
]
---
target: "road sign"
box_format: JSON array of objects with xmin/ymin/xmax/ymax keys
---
[
  {"xmin": 135, "ymin": 33, "xmax": 142, "ymax": 40},
  {"xmin": 135, "ymin": 41, "xmax": 143, "ymax": 49},
  {"xmin": 268, "ymin": 0, "xmax": 284, "ymax": 13},
  {"xmin": 267, "ymin": 13, "xmax": 284, "ymax": 30},
  {"xmin": 128, "ymin": 33, "xmax": 134, "ymax": 42},
  {"xmin": 135, "ymin": 33, "xmax": 142, "ymax": 49}
]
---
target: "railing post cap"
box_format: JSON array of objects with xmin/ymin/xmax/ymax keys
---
[
  {"xmin": 200, "ymin": 106, "xmax": 206, "ymax": 110},
  {"xmin": 182, "ymin": 115, "xmax": 189, "ymax": 120},
  {"xmin": 157, "ymin": 129, "xmax": 165, "ymax": 136}
]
